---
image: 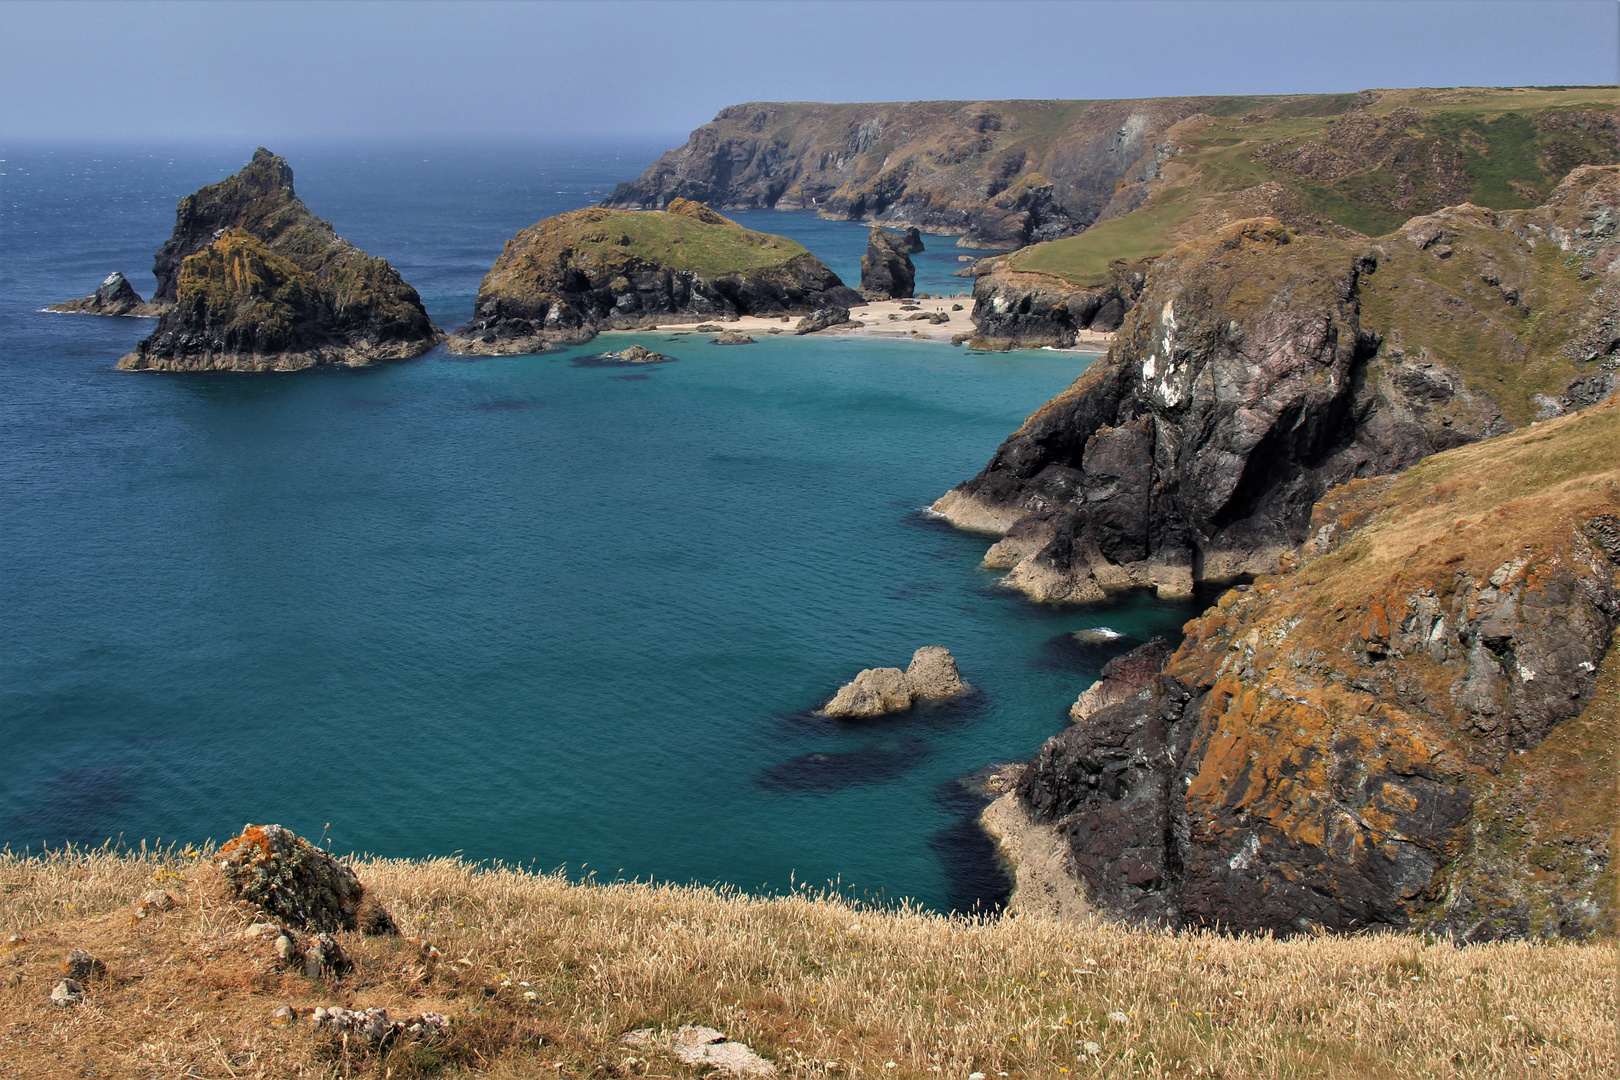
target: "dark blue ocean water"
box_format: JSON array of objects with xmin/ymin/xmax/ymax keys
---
[{"xmin": 0, "ymin": 143, "xmax": 1200, "ymax": 912}]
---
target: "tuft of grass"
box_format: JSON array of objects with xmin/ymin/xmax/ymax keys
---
[{"xmin": 1, "ymin": 848, "xmax": 1614, "ymax": 1078}]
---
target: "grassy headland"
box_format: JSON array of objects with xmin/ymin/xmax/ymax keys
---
[{"xmin": 2, "ymin": 847, "xmax": 1613, "ymax": 1079}]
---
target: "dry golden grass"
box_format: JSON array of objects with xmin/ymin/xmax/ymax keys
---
[{"xmin": 1, "ymin": 846, "xmax": 1614, "ymax": 1080}]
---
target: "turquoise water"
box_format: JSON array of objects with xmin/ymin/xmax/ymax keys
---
[{"xmin": 1, "ymin": 144, "xmax": 1200, "ymax": 912}]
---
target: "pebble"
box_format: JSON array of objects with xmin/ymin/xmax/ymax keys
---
[
  {"xmin": 270, "ymin": 1004, "xmax": 296, "ymax": 1026},
  {"xmin": 50, "ymin": 979, "xmax": 85, "ymax": 1007}
]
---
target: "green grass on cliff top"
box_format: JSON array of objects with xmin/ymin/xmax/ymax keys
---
[
  {"xmin": 520, "ymin": 208, "xmax": 810, "ymax": 278},
  {"xmin": 1009, "ymin": 85, "xmax": 1618, "ymax": 287}
]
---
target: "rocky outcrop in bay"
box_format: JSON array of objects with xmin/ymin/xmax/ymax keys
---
[
  {"xmin": 48, "ymin": 272, "xmax": 165, "ymax": 317},
  {"xmin": 860, "ymin": 226, "xmax": 916, "ymax": 299},
  {"xmin": 447, "ymin": 200, "xmax": 860, "ymax": 354},
  {"xmin": 936, "ymin": 167, "xmax": 1620, "ymax": 603},
  {"xmin": 989, "ymin": 400, "xmax": 1620, "ymax": 938},
  {"xmin": 119, "ymin": 149, "xmax": 441, "ymax": 372},
  {"xmin": 968, "ymin": 261, "xmax": 1148, "ymax": 349},
  {"xmin": 822, "ymin": 646, "xmax": 969, "ymax": 718}
]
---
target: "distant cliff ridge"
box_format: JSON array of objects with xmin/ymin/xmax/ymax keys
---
[
  {"xmin": 121, "ymin": 149, "xmax": 441, "ymax": 372},
  {"xmin": 604, "ymin": 88, "xmax": 1618, "ymax": 251}
]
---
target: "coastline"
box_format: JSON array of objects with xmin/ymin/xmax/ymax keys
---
[{"xmin": 637, "ymin": 295, "xmax": 1113, "ymax": 350}]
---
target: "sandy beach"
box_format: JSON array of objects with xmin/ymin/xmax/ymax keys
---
[{"xmin": 643, "ymin": 294, "xmax": 1114, "ymax": 350}]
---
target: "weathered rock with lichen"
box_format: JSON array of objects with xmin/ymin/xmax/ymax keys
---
[
  {"xmin": 120, "ymin": 149, "xmax": 441, "ymax": 372},
  {"xmin": 997, "ymin": 400, "xmax": 1620, "ymax": 938},
  {"xmin": 216, "ymin": 824, "xmax": 364, "ymax": 933}
]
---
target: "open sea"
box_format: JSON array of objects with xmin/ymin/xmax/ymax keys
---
[{"xmin": 0, "ymin": 142, "xmax": 1206, "ymax": 913}]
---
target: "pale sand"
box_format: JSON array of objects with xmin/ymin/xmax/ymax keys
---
[{"xmin": 636, "ymin": 295, "xmax": 1114, "ymax": 351}]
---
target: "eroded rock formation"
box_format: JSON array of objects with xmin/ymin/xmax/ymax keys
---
[
  {"xmin": 990, "ymin": 401, "xmax": 1620, "ymax": 938},
  {"xmin": 48, "ymin": 272, "xmax": 165, "ymax": 317},
  {"xmin": 937, "ymin": 167, "xmax": 1620, "ymax": 604},
  {"xmin": 860, "ymin": 226, "xmax": 916, "ymax": 299},
  {"xmin": 120, "ymin": 150, "xmax": 440, "ymax": 372},
  {"xmin": 822, "ymin": 646, "xmax": 969, "ymax": 718}
]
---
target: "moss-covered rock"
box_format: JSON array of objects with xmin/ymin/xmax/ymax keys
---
[
  {"xmin": 446, "ymin": 207, "xmax": 861, "ymax": 355},
  {"xmin": 120, "ymin": 149, "xmax": 440, "ymax": 372}
]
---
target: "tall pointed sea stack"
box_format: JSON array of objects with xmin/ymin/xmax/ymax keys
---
[{"xmin": 120, "ymin": 149, "xmax": 441, "ymax": 372}]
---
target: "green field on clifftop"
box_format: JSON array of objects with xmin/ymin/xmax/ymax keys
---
[{"xmin": 1012, "ymin": 85, "xmax": 1618, "ymax": 286}]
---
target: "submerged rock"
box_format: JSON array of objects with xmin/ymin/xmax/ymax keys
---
[
  {"xmin": 48, "ymin": 271, "xmax": 164, "ymax": 317},
  {"xmin": 823, "ymin": 646, "xmax": 971, "ymax": 717}
]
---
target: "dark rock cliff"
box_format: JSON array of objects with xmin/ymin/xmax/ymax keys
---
[
  {"xmin": 859, "ymin": 226, "xmax": 916, "ymax": 300},
  {"xmin": 602, "ymin": 98, "xmax": 1211, "ymax": 247},
  {"xmin": 998, "ymin": 400, "xmax": 1620, "ymax": 938},
  {"xmin": 446, "ymin": 200, "xmax": 861, "ymax": 355},
  {"xmin": 120, "ymin": 149, "xmax": 440, "ymax": 372},
  {"xmin": 935, "ymin": 168, "xmax": 1620, "ymax": 603}
]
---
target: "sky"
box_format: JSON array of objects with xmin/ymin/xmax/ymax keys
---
[{"xmin": 2, "ymin": 0, "xmax": 1616, "ymax": 144}]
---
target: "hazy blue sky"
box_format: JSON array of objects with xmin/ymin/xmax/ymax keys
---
[{"xmin": 3, "ymin": 0, "xmax": 1616, "ymax": 143}]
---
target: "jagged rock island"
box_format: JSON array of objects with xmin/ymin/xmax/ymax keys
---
[
  {"xmin": 119, "ymin": 149, "xmax": 441, "ymax": 372},
  {"xmin": 48, "ymin": 272, "xmax": 165, "ymax": 317},
  {"xmin": 446, "ymin": 199, "xmax": 861, "ymax": 355}
]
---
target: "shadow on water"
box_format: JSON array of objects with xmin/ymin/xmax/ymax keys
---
[
  {"xmin": 5, "ymin": 766, "xmax": 140, "ymax": 849},
  {"xmin": 928, "ymin": 775, "xmax": 1011, "ymax": 916},
  {"xmin": 756, "ymin": 737, "xmax": 932, "ymax": 793},
  {"xmin": 471, "ymin": 399, "xmax": 546, "ymax": 412},
  {"xmin": 887, "ymin": 581, "xmax": 944, "ymax": 601}
]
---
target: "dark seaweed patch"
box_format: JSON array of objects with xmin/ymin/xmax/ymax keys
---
[{"xmin": 756, "ymin": 737, "xmax": 931, "ymax": 792}]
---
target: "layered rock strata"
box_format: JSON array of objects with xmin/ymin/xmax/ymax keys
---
[
  {"xmin": 860, "ymin": 226, "xmax": 917, "ymax": 299},
  {"xmin": 989, "ymin": 400, "xmax": 1620, "ymax": 938},
  {"xmin": 120, "ymin": 149, "xmax": 440, "ymax": 372},
  {"xmin": 822, "ymin": 646, "xmax": 969, "ymax": 718},
  {"xmin": 447, "ymin": 199, "xmax": 860, "ymax": 354},
  {"xmin": 48, "ymin": 272, "xmax": 165, "ymax": 317},
  {"xmin": 936, "ymin": 167, "xmax": 1620, "ymax": 604}
]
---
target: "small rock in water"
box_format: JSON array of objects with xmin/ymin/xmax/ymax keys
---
[
  {"xmin": 712, "ymin": 330, "xmax": 756, "ymax": 345},
  {"xmin": 795, "ymin": 306, "xmax": 852, "ymax": 335},
  {"xmin": 61, "ymin": 949, "xmax": 105, "ymax": 981},
  {"xmin": 823, "ymin": 646, "xmax": 970, "ymax": 718},
  {"xmin": 50, "ymin": 979, "xmax": 85, "ymax": 1007}
]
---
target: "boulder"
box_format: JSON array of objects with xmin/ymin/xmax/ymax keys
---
[
  {"xmin": 823, "ymin": 646, "xmax": 971, "ymax": 717},
  {"xmin": 50, "ymin": 979, "xmax": 84, "ymax": 1007},
  {"xmin": 713, "ymin": 330, "xmax": 756, "ymax": 345},
  {"xmin": 795, "ymin": 306, "xmax": 852, "ymax": 335},
  {"xmin": 823, "ymin": 667, "xmax": 912, "ymax": 718},
  {"xmin": 905, "ymin": 645, "xmax": 966, "ymax": 699},
  {"xmin": 216, "ymin": 823, "xmax": 365, "ymax": 933},
  {"xmin": 860, "ymin": 227, "xmax": 916, "ymax": 300}
]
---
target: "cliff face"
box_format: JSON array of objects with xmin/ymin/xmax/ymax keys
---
[
  {"xmin": 935, "ymin": 167, "xmax": 1620, "ymax": 603},
  {"xmin": 446, "ymin": 200, "xmax": 861, "ymax": 355},
  {"xmin": 604, "ymin": 89, "xmax": 1618, "ymax": 255},
  {"xmin": 120, "ymin": 149, "xmax": 440, "ymax": 372},
  {"xmin": 994, "ymin": 399, "xmax": 1620, "ymax": 939}
]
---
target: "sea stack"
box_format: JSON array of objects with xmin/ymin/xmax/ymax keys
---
[
  {"xmin": 48, "ymin": 271, "xmax": 165, "ymax": 317},
  {"xmin": 859, "ymin": 226, "xmax": 916, "ymax": 300},
  {"xmin": 119, "ymin": 149, "xmax": 441, "ymax": 372},
  {"xmin": 447, "ymin": 198, "xmax": 862, "ymax": 355}
]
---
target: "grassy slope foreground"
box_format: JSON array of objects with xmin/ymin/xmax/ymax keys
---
[{"xmin": 1, "ymin": 848, "xmax": 1614, "ymax": 1080}]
